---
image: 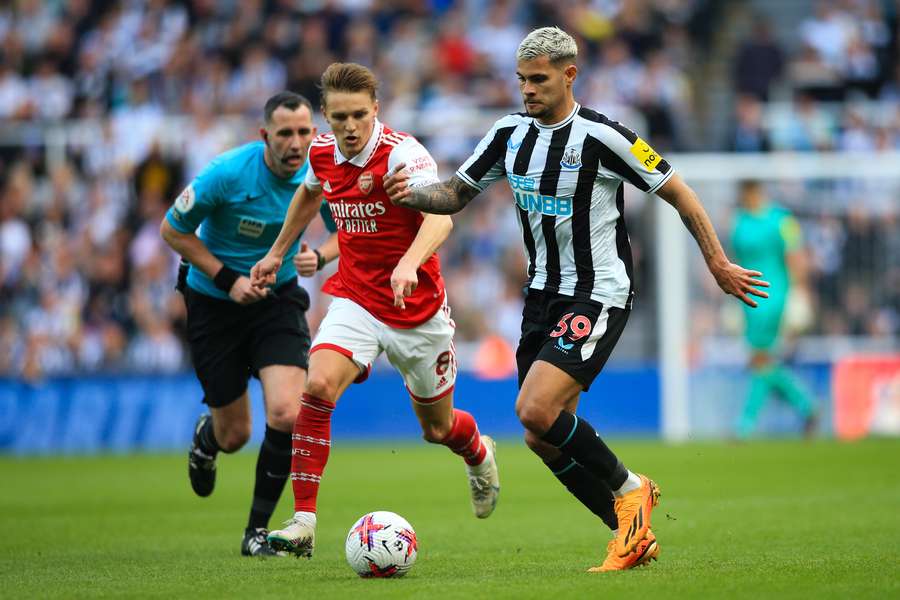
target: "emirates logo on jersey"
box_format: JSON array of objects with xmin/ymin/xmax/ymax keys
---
[{"xmin": 357, "ymin": 171, "xmax": 374, "ymax": 195}]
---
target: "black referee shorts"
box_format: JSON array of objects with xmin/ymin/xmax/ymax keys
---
[
  {"xmin": 184, "ymin": 280, "xmax": 311, "ymax": 408},
  {"xmin": 516, "ymin": 289, "xmax": 629, "ymax": 392}
]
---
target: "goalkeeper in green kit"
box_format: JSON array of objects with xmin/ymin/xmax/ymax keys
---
[{"xmin": 731, "ymin": 180, "xmax": 817, "ymax": 438}]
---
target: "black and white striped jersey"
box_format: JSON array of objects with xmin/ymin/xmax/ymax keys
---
[{"xmin": 456, "ymin": 103, "xmax": 674, "ymax": 309}]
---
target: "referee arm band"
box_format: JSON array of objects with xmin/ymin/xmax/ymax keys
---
[
  {"xmin": 213, "ymin": 266, "xmax": 241, "ymax": 292},
  {"xmin": 313, "ymin": 249, "xmax": 326, "ymax": 271}
]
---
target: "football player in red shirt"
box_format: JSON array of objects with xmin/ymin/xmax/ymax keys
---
[{"xmin": 251, "ymin": 63, "xmax": 499, "ymax": 558}]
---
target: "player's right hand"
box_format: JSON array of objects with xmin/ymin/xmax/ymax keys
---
[
  {"xmin": 229, "ymin": 276, "xmax": 269, "ymax": 305},
  {"xmin": 383, "ymin": 163, "xmax": 411, "ymax": 205},
  {"xmin": 390, "ymin": 259, "xmax": 418, "ymax": 310},
  {"xmin": 251, "ymin": 253, "xmax": 282, "ymax": 288}
]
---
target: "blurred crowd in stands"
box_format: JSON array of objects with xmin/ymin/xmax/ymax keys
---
[
  {"xmin": 731, "ymin": 0, "xmax": 900, "ymax": 153},
  {"xmin": 0, "ymin": 0, "xmax": 897, "ymax": 378}
]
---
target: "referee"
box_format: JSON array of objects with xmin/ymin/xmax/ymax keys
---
[
  {"xmin": 160, "ymin": 91, "xmax": 337, "ymax": 556},
  {"xmin": 384, "ymin": 27, "xmax": 769, "ymax": 571}
]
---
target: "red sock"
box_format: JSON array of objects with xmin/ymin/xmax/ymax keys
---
[
  {"xmin": 291, "ymin": 393, "xmax": 334, "ymax": 513},
  {"xmin": 441, "ymin": 409, "xmax": 487, "ymax": 466}
]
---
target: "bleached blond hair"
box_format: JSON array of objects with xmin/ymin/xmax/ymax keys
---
[{"xmin": 516, "ymin": 27, "xmax": 578, "ymax": 63}]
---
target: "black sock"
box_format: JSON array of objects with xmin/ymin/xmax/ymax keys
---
[
  {"xmin": 197, "ymin": 416, "xmax": 221, "ymax": 456},
  {"xmin": 540, "ymin": 411, "xmax": 628, "ymax": 490},
  {"xmin": 247, "ymin": 426, "xmax": 292, "ymax": 530},
  {"xmin": 545, "ymin": 455, "xmax": 618, "ymax": 530}
]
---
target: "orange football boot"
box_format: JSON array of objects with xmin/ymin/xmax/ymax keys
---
[
  {"xmin": 613, "ymin": 474, "xmax": 661, "ymax": 557},
  {"xmin": 588, "ymin": 529, "xmax": 659, "ymax": 572}
]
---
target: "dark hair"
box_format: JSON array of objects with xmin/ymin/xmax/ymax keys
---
[
  {"xmin": 739, "ymin": 179, "xmax": 763, "ymax": 193},
  {"xmin": 263, "ymin": 91, "xmax": 313, "ymax": 123},
  {"xmin": 319, "ymin": 62, "xmax": 378, "ymax": 106}
]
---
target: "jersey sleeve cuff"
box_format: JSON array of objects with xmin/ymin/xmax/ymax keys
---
[
  {"xmin": 455, "ymin": 170, "xmax": 485, "ymax": 192},
  {"xmin": 646, "ymin": 166, "xmax": 675, "ymax": 195},
  {"xmin": 165, "ymin": 210, "xmax": 195, "ymax": 234}
]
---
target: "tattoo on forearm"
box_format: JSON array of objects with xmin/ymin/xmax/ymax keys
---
[
  {"xmin": 680, "ymin": 210, "xmax": 722, "ymax": 264},
  {"xmin": 403, "ymin": 176, "xmax": 478, "ymax": 214}
]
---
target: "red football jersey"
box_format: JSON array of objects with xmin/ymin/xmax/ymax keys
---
[{"xmin": 305, "ymin": 120, "xmax": 445, "ymax": 328}]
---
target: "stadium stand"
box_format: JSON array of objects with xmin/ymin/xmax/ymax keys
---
[{"xmin": 0, "ymin": 0, "xmax": 896, "ymax": 379}]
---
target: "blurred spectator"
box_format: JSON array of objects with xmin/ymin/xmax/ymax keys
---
[
  {"xmin": 468, "ymin": 1, "xmax": 524, "ymax": 75},
  {"xmin": 799, "ymin": 1, "xmax": 854, "ymax": 72},
  {"xmin": 227, "ymin": 44, "xmax": 286, "ymax": 115},
  {"xmin": 769, "ymin": 93, "xmax": 836, "ymax": 151},
  {"xmin": 788, "ymin": 43, "xmax": 844, "ymax": 101},
  {"xmin": 733, "ymin": 17, "xmax": 784, "ymax": 101},
  {"xmin": 730, "ymin": 94, "xmax": 771, "ymax": 152},
  {"xmin": 28, "ymin": 58, "xmax": 73, "ymax": 120},
  {"xmin": 0, "ymin": 164, "xmax": 33, "ymax": 288},
  {"xmin": 634, "ymin": 49, "xmax": 690, "ymax": 150},
  {"xmin": 0, "ymin": 54, "xmax": 29, "ymax": 118}
]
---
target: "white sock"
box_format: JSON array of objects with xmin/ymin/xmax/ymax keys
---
[
  {"xmin": 292, "ymin": 511, "xmax": 317, "ymax": 526},
  {"xmin": 466, "ymin": 442, "xmax": 492, "ymax": 474},
  {"xmin": 612, "ymin": 471, "xmax": 642, "ymax": 497}
]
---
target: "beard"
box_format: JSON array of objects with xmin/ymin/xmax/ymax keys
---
[{"xmin": 524, "ymin": 100, "xmax": 550, "ymax": 120}]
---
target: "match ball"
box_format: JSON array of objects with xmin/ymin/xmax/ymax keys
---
[{"xmin": 345, "ymin": 511, "xmax": 418, "ymax": 578}]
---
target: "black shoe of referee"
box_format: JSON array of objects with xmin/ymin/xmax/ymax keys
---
[
  {"xmin": 188, "ymin": 414, "xmax": 217, "ymax": 497},
  {"xmin": 241, "ymin": 528, "xmax": 282, "ymax": 557}
]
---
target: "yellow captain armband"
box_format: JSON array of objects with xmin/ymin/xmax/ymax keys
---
[{"xmin": 629, "ymin": 137, "xmax": 662, "ymax": 172}]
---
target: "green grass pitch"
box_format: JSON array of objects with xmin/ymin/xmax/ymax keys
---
[{"xmin": 2, "ymin": 438, "xmax": 898, "ymax": 598}]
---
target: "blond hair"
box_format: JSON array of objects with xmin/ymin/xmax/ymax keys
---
[{"xmin": 516, "ymin": 27, "xmax": 578, "ymax": 63}]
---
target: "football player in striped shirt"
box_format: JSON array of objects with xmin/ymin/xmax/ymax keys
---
[{"xmin": 385, "ymin": 27, "xmax": 770, "ymax": 571}]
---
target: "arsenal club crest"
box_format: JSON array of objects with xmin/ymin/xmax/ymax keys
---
[{"xmin": 357, "ymin": 171, "xmax": 374, "ymax": 195}]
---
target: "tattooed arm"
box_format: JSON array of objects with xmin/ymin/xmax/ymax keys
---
[
  {"xmin": 656, "ymin": 174, "xmax": 770, "ymax": 308},
  {"xmin": 383, "ymin": 166, "xmax": 481, "ymax": 215}
]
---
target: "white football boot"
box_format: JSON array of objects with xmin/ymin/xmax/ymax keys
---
[
  {"xmin": 466, "ymin": 435, "xmax": 500, "ymax": 518},
  {"xmin": 267, "ymin": 512, "xmax": 316, "ymax": 558}
]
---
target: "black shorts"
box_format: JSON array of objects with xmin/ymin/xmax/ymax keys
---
[
  {"xmin": 184, "ymin": 280, "xmax": 311, "ymax": 408},
  {"xmin": 516, "ymin": 289, "xmax": 629, "ymax": 391}
]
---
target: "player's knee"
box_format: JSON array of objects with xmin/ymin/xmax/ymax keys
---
[
  {"xmin": 515, "ymin": 398, "xmax": 553, "ymax": 435},
  {"xmin": 305, "ymin": 373, "xmax": 339, "ymax": 404},
  {"xmin": 267, "ymin": 401, "xmax": 299, "ymax": 432},
  {"xmin": 523, "ymin": 430, "xmax": 557, "ymax": 459},
  {"xmin": 420, "ymin": 421, "xmax": 451, "ymax": 444},
  {"xmin": 522, "ymin": 429, "xmax": 543, "ymax": 451},
  {"xmin": 217, "ymin": 424, "xmax": 251, "ymax": 452}
]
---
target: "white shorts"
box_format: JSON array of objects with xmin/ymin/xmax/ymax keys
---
[{"xmin": 310, "ymin": 296, "xmax": 457, "ymax": 402}]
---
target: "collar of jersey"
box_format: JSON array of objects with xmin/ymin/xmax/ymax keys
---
[
  {"xmin": 334, "ymin": 119, "xmax": 383, "ymax": 168},
  {"xmin": 533, "ymin": 102, "xmax": 580, "ymax": 130}
]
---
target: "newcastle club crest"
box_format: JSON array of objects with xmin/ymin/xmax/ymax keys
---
[{"xmin": 560, "ymin": 146, "xmax": 582, "ymax": 170}]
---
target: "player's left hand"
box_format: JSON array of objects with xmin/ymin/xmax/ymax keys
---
[
  {"xmin": 383, "ymin": 163, "xmax": 411, "ymax": 205},
  {"xmin": 390, "ymin": 259, "xmax": 418, "ymax": 309},
  {"xmin": 294, "ymin": 241, "xmax": 318, "ymax": 277},
  {"xmin": 711, "ymin": 261, "xmax": 770, "ymax": 308}
]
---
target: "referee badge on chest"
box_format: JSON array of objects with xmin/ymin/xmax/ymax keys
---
[
  {"xmin": 237, "ymin": 217, "xmax": 265, "ymax": 238},
  {"xmin": 357, "ymin": 171, "xmax": 374, "ymax": 195},
  {"xmin": 560, "ymin": 146, "xmax": 582, "ymax": 170}
]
